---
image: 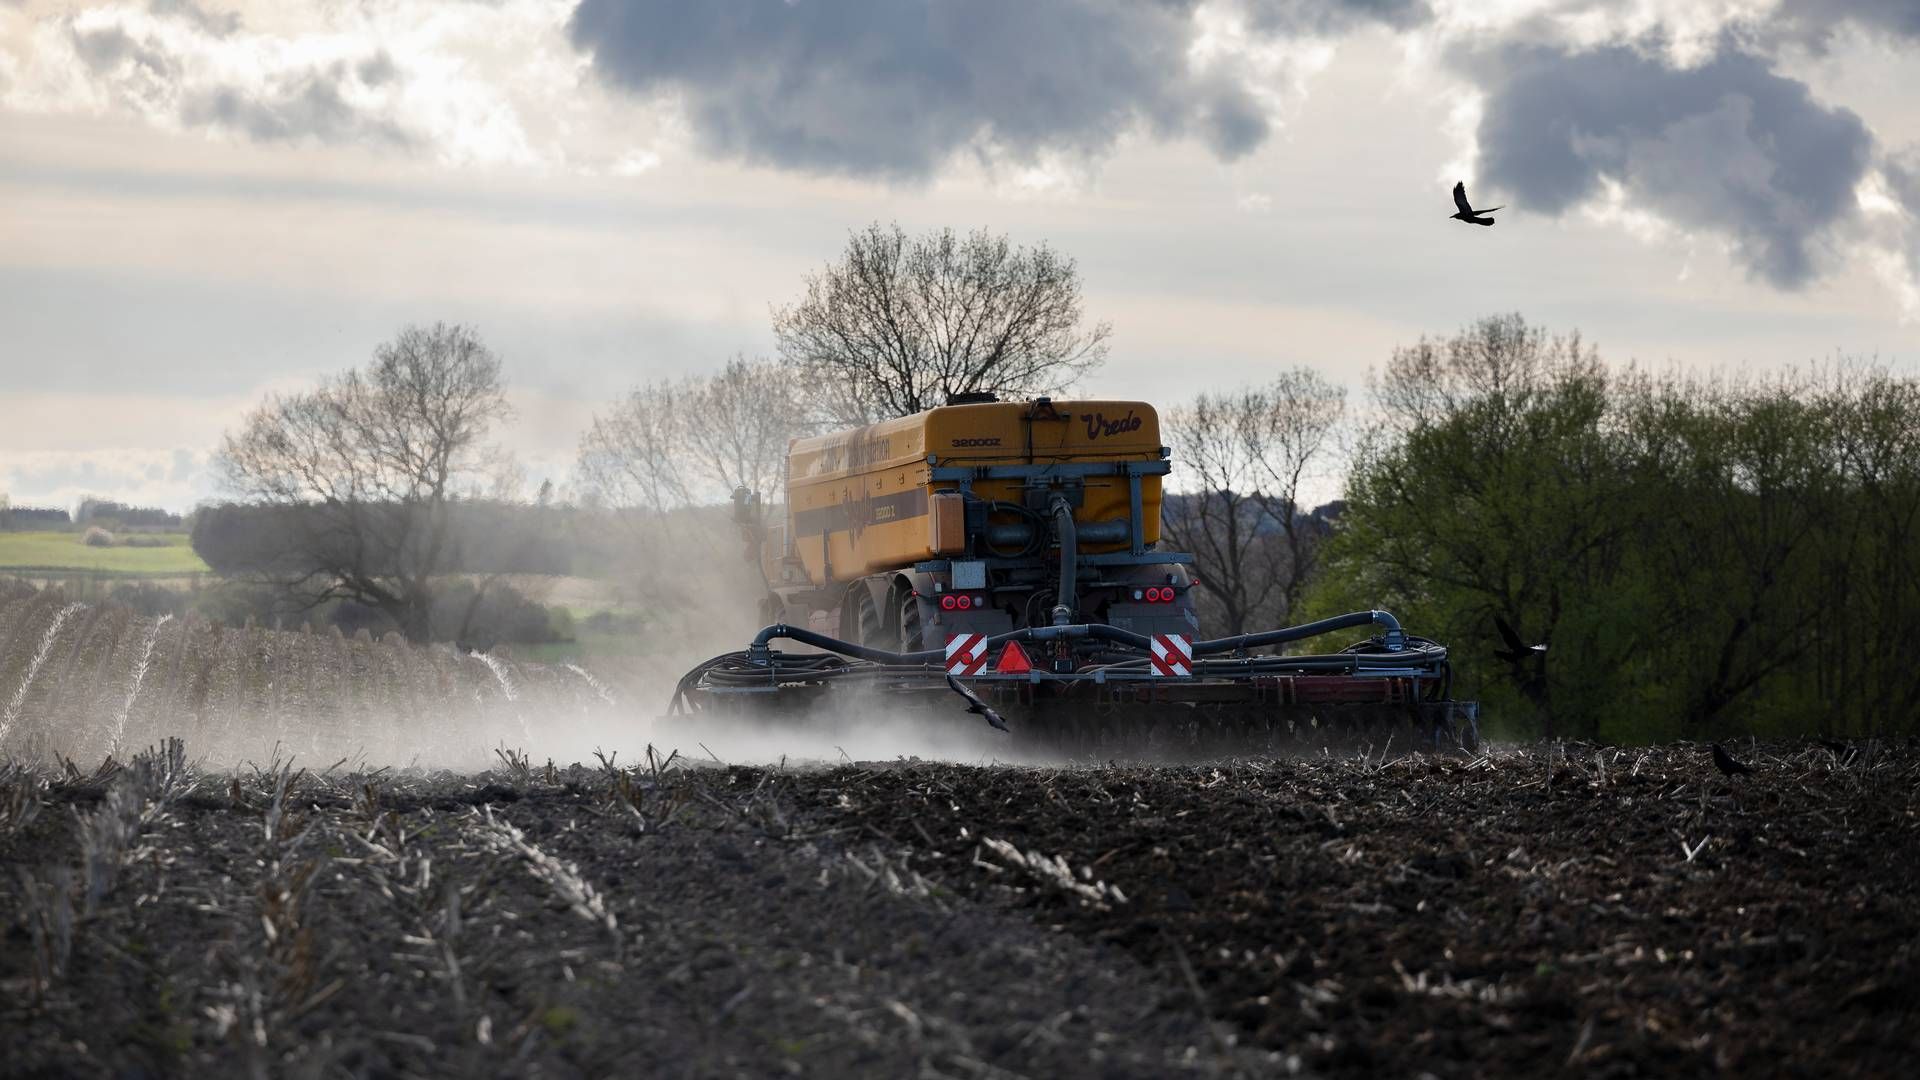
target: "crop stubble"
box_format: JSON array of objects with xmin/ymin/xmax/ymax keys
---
[{"xmin": 1, "ymin": 740, "xmax": 1914, "ymax": 1078}]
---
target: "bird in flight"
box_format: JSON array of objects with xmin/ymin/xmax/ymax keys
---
[
  {"xmin": 1451, "ymin": 181, "xmax": 1503, "ymax": 226},
  {"xmin": 946, "ymin": 672, "xmax": 1008, "ymax": 732},
  {"xmin": 1492, "ymin": 614, "xmax": 1546, "ymax": 665}
]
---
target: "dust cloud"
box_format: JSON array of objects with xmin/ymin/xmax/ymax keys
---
[{"xmin": 0, "ymin": 510, "xmax": 1045, "ymax": 771}]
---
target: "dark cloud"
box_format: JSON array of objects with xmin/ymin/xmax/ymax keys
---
[
  {"xmin": 1466, "ymin": 42, "xmax": 1873, "ymax": 288},
  {"xmin": 1774, "ymin": 0, "xmax": 1920, "ymax": 47},
  {"xmin": 568, "ymin": 0, "xmax": 1421, "ymax": 179},
  {"xmin": 1243, "ymin": 0, "xmax": 1429, "ymax": 34}
]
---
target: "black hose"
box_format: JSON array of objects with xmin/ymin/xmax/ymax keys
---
[
  {"xmin": 1194, "ymin": 610, "xmax": 1406, "ymax": 655},
  {"xmin": 981, "ymin": 500, "xmax": 1046, "ymax": 559},
  {"xmin": 741, "ymin": 613, "xmax": 1431, "ymax": 669},
  {"xmin": 1050, "ymin": 496, "xmax": 1076, "ymax": 626}
]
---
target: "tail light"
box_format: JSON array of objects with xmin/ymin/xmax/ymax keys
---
[
  {"xmin": 940, "ymin": 594, "xmax": 957, "ymax": 611},
  {"xmin": 956, "ymin": 594, "xmax": 972, "ymax": 610}
]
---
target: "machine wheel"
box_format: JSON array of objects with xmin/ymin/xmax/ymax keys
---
[
  {"xmin": 855, "ymin": 590, "xmax": 885, "ymax": 647},
  {"xmin": 899, "ymin": 596, "xmax": 925, "ymax": 652}
]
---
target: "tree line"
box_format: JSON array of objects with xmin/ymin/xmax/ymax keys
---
[
  {"xmin": 0, "ymin": 499, "xmax": 182, "ymax": 531},
  {"xmin": 1310, "ymin": 314, "xmax": 1920, "ymax": 740},
  {"xmin": 200, "ymin": 225, "xmax": 1920, "ymax": 741}
]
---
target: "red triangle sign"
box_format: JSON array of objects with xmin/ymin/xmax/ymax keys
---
[{"xmin": 994, "ymin": 641, "xmax": 1033, "ymax": 674}]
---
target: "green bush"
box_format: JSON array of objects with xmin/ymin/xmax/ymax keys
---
[{"xmin": 1311, "ymin": 314, "xmax": 1920, "ymax": 741}]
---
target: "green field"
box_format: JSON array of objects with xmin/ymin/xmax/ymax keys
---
[{"xmin": 0, "ymin": 531, "xmax": 210, "ymax": 575}]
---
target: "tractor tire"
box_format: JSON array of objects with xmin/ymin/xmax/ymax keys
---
[
  {"xmin": 855, "ymin": 590, "xmax": 885, "ymax": 648},
  {"xmin": 899, "ymin": 596, "xmax": 925, "ymax": 653}
]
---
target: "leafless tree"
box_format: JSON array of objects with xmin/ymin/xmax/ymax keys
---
[
  {"xmin": 578, "ymin": 356, "xmax": 807, "ymax": 524},
  {"xmin": 1162, "ymin": 392, "xmax": 1290, "ymax": 637},
  {"xmin": 681, "ymin": 356, "xmax": 811, "ymax": 526},
  {"xmin": 1242, "ymin": 369, "xmax": 1348, "ymax": 620},
  {"xmin": 1163, "ymin": 373, "xmax": 1348, "ymax": 635},
  {"xmin": 773, "ymin": 222, "xmax": 1110, "ymax": 425},
  {"xmin": 217, "ymin": 323, "xmax": 513, "ymax": 642},
  {"xmin": 577, "ymin": 380, "xmax": 693, "ymax": 518}
]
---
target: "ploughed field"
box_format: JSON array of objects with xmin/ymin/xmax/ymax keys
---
[{"xmin": 1, "ymin": 740, "xmax": 1914, "ymax": 1078}]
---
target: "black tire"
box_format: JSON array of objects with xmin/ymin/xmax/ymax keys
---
[
  {"xmin": 855, "ymin": 590, "xmax": 885, "ymax": 647},
  {"xmin": 899, "ymin": 596, "xmax": 925, "ymax": 652}
]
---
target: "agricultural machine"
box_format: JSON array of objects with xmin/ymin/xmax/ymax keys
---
[{"xmin": 670, "ymin": 396, "xmax": 1476, "ymax": 751}]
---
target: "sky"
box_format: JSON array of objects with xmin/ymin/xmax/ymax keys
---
[{"xmin": 2, "ymin": 0, "xmax": 1916, "ymax": 514}]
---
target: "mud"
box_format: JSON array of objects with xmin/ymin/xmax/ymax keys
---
[{"xmin": 2, "ymin": 740, "xmax": 1914, "ymax": 1078}]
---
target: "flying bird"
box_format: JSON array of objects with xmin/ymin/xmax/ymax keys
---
[
  {"xmin": 1493, "ymin": 615, "xmax": 1546, "ymax": 665},
  {"xmin": 1710, "ymin": 742, "xmax": 1753, "ymax": 778},
  {"xmin": 946, "ymin": 673, "xmax": 1008, "ymax": 732},
  {"xmin": 1451, "ymin": 181, "xmax": 1503, "ymax": 226}
]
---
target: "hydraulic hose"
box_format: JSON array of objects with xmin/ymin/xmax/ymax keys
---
[
  {"xmin": 740, "ymin": 611, "xmax": 1421, "ymax": 669},
  {"xmin": 1194, "ymin": 609, "xmax": 1406, "ymax": 654},
  {"xmin": 1050, "ymin": 495, "xmax": 1077, "ymax": 626},
  {"xmin": 981, "ymin": 500, "xmax": 1047, "ymax": 559}
]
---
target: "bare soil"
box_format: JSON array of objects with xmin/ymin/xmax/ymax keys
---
[{"xmin": 1, "ymin": 740, "xmax": 1914, "ymax": 1078}]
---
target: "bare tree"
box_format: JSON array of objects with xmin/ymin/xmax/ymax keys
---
[
  {"xmin": 578, "ymin": 356, "xmax": 806, "ymax": 522},
  {"xmin": 1162, "ymin": 392, "xmax": 1290, "ymax": 637},
  {"xmin": 1242, "ymin": 369, "xmax": 1348, "ymax": 620},
  {"xmin": 577, "ymin": 380, "xmax": 693, "ymax": 518},
  {"xmin": 774, "ymin": 222, "xmax": 1110, "ymax": 425},
  {"xmin": 680, "ymin": 356, "xmax": 811, "ymax": 526},
  {"xmin": 217, "ymin": 323, "xmax": 512, "ymax": 642}
]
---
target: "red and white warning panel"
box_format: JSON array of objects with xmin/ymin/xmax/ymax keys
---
[
  {"xmin": 1149, "ymin": 634, "xmax": 1193, "ymax": 677},
  {"xmin": 945, "ymin": 633, "xmax": 990, "ymax": 676}
]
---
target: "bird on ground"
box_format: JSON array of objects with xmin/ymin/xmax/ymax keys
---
[
  {"xmin": 1710, "ymin": 742, "xmax": 1753, "ymax": 778},
  {"xmin": 1451, "ymin": 181, "xmax": 1503, "ymax": 226},
  {"xmin": 1493, "ymin": 615, "xmax": 1547, "ymax": 665},
  {"xmin": 946, "ymin": 673, "xmax": 1008, "ymax": 732}
]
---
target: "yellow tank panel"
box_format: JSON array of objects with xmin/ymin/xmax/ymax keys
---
[{"xmin": 785, "ymin": 400, "xmax": 1163, "ymax": 586}]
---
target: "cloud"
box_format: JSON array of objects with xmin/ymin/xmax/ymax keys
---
[
  {"xmin": 1881, "ymin": 146, "xmax": 1920, "ymax": 294},
  {"xmin": 1463, "ymin": 41, "xmax": 1874, "ymax": 287},
  {"xmin": 177, "ymin": 62, "xmax": 412, "ymax": 147},
  {"xmin": 1775, "ymin": 0, "xmax": 1920, "ymax": 47},
  {"xmin": 32, "ymin": 7, "xmax": 419, "ymax": 152},
  {"xmin": 147, "ymin": 0, "xmax": 240, "ymax": 38},
  {"xmin": 1245, "ymin": 0, "xmax": 1430, "ymax": 34},
  {"xmin": 2, "ymin": 2, "xmax": 583, "ymax": 167},
  {"xmin": 566, "ymin": 0, "xmax": 1417, "ymax": 179}
]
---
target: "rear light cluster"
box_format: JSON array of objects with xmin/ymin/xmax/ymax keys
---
[
  {"xmin": 1133, "ymin": 586, "xmax": 1179, "ymax": 603},
  {"xmin": 939, "ymin": 593, "xmax": 989, "ymax": 611}
]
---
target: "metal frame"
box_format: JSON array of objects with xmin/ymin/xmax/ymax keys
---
[{"xmin": 926, "ymin": 458, "xmax": 1178, "ymax": 571}]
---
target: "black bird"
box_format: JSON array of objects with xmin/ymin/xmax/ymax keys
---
[
  {"xmin": 946, "ymin": 673, "xmax": 1008, "ymax": 732},
  {"xmin": 1710, "ymin": 742, "xmax": 1753, "ymax": 778},
  {"xmin": 1493, "ymin": 615, "xmax": 1547, "ymax": 665},
  {"xmin": 1451, "ymin": 181, "xmax": 1503, "ymax": 226}
]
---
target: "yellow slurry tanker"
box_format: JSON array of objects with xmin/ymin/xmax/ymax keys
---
[{"xmin": 673, "ymin": 395, "xmax": 1475, "ymax": 749}]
